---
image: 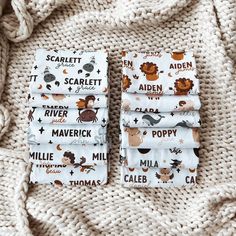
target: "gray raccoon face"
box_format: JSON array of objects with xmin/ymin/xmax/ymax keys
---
[
  {"xmin": 44, "ymin": 74, "xmax": 56, "ymax": 83},
  {"xmin": 83, "ymin": 63, "xmax": 94, "ymax": 72}
]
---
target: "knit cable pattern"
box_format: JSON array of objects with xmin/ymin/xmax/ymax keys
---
[{"xmin": 0, "ymin": 0, "xmax": 235, "ymax": 235}]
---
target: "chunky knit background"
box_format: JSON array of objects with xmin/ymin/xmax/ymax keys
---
[{"xmin": 0, "ymin": 0, "xmax": 235, "ymax": 235}]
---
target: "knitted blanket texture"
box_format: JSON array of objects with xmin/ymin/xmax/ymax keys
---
[{"xmin": 0, "ymin": 0, "xmax": 235, "ymax": 235}]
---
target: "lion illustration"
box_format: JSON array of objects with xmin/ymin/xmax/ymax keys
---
[
  {"xmin": 174, "ymin": 78, "xmax": 194, "ymax": 95},
  {"xmin": 140, "ymin": 62, "xmax": 158, "ymax": 81},
  {"xmin": 122, "ymin": 75, "xmax": 132, "ymax": 91}
]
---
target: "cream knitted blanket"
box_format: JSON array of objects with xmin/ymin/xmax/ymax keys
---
[{"xmin": 0, "ymin": 0, "xmax": 235, "ymax": 235}]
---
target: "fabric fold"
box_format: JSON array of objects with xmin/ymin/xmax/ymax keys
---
[
  {"xmin": 122, "ymin": 50, "xmax": 199, "ymax": 95},
  {"xmin": 121, "ymin": 126, "xmax": 200, "ymax": 148},
  {"xmin": 29, "ymin": 143, "xmax": 108, "ymax": 166},
  {"xmin": 120, "ymin": 148, "xmax": 199, "ymax": 168},
  {"xmin": 28, "ymin": 123, "xmax": 107, "ymax": 145},
  {"xmin": 121, "ymin": 93, "xmax": 201, "ymax": 113},
  {"xmin": 30, "ymin": 164, "xmax": 108, "ymax": 186},
  {"xmin": 121, "ymin": 110, "xmax": 200, "ymax": 128},
  {"xmin": 120, "ymin": 166, "xmax": 197, "ymax": 187},
  {"xmin": 29, "ymin": 93, "xmax": 108, "ymax": 109},
  {"xmin": 28, "ymin": 107, "xmax": 108, "ymax": 125},
  {"xmin": 29, "ymin": 49, "xmax": 108, "ymax": 95}
]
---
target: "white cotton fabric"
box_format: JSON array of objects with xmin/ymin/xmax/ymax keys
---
[
  {"xmin": 121, "ymin": 110, "xmax": 200, "ymax": 127},
  {"xmin": 122, "ymin": 51, "xmax": 199, "ymax": 95},
  {"xmin": 120, "ymin": 148, "xmax": 199, "ymax": 168},
  {"xmin": 121, "ymin": 92, "xmax": 201, "ymax": 113},
  {"xmin": 28, "ymin": 123, "xmax": 107, "ymax": 145},
  {"xmin": 29, "ymin": 107, "xmax": 108, "ymax": 125},
  {"xmin": 120, "ymin": 166, "xmax": 197, "ymax": 187},
  {"xmin": 29, "ymin": 49, "xmax": 108, "ymax": 95},
  {"xmin": 29, "ymin": 143, "xmax": 108, "ymax": 165},
  {"xmin": 29, "ymin": 93, "xmax": 108, "ymax": 109},
  {"xmin": 121, "ymin": 127, "xmax": 200, "ymax": 149},
  {"xmin": 30, "ymin": 164, "xmax": 108, "ymax": 185}
]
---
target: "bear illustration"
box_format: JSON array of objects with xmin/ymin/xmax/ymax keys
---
[{"xmin": 124, "ymin": 127, "xmax": 144, "ymax": 147}]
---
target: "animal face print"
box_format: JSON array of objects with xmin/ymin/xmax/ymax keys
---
[
  {"xmin": 29, "ymin": 49, "xmax": 108, "ymax": 95},
  {"xmin": 121, "ymin": 93, "xmax": 201, "ymax": 113},
  {"xmin": 124, "ymin": 127, "xmax": 144, "ymax": 147},
  {"xmin": 140, "ymin": 62, "xmax": 159, "ymax": 81},
  {"xmin": 120, "ymin": 167, "xmax": 197, "ymax": 187},
  {"xmin": 121, "ymin": 51, "xmax": 199, "ymax": 95},
  {"xmin": 61, "ymin": 151, "xmax": 75, "ymax": 165},
  {"xmin": 29, "ymin": 93, "xmax": 107, "ymax": 109},
  {"xmin": 120, "ymin": 50, "xmax": 201, "ymax": 188}
]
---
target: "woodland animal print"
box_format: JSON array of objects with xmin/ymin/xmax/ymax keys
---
[
  {"xmin": 124, "ymin": 127, "xmax": 145, "ymax": 147},
  {"xmin": 155, "ymin": 168, "xmax": 174, "ymax": 183},
  {"xmin": 77, "ymin": 109, "xmax": 98, "ymax": 123}
]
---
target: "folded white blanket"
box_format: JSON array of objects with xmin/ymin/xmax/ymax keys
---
[
  {"xmin": 28, "ymin": 123, "xmax": 107, "ymax": 145},
  {"xmin": 122, "ymin": 51, "xmax": 199, "ymax": 95},
  {"xmin": 29, "ymin": 49, "xmax": 108, "ymax": 95},
  {"xmin": 120, "ymin": 166, "xmax": 197, "ymax": 187},
  {"xmin": 121, "ymin": 93, "xmax": 201, "ymax": 113},
  {"xmin": 120, "ymin": 148, "xmax": 199, "ymax": 168},
  {"xmin": 121, "ymin": 126, "xmax": 200, "ymax": 148},
  {"xmin": 29, "ymin": 93, "xmax": 108, "ymax": 109},
  {"xmin": 29, "ymin": 143, "xmax": 108, "ymax": 165},
  {"xmin": 121, "ymin": 110, "xmax": 200, "ymax": 127},
  {"xmin": 30, "ymin": 164, "xmax": 108, "ymax": 186},
  {"xmin": 29, "ymin": 107, "xmax": 108, "ymax": 125}
]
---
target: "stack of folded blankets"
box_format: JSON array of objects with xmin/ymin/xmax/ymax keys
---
[
  {"xmin": 120, "ymin": 50, "xmax": 201, "ymax": 187},
  {"xmin": 28, "ymin": 49, "xmax": 109, "ymax": 187}
]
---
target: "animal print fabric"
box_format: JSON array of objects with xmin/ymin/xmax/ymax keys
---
[
  {"xmin": 120, "ymin": 167, "xmax": 197, "ymax": 188},
  {"xmin": 121, "ymin": 127, "xmax": 200, "ymax": 149},
  {"xmin": 29, "ymin": 93, "xmax": 108, "ymax": 108},
  {"xmin": 30, "ymin": 49, "xmax": 108, "ymax": 95},
  {"xmin": 29, "ymin": 144, "xmax": 108, "ymax": 165},
  {"xmin": 30, "ymin": 164, "xmax": 108, "ymax": 186},
  {"xmin": 122, "ymin": 51, "xmax": 199, "ymax": 95},
  {"xmin": 120, "ymin": 51, "xmax": 201, "ymax": 187},
  {"xmin": 28, "ymin": 49, "xmax": 109, "ymax": 185},
  {"xmin": 30, "ymin": 107, "xmax": 108, "ymax": 125},
  {"xmin": 121, "ymin": 93, "xmax": 201, "ymax": 112},
  {"xmin": 120, "ymin": 148, "xmax": 199, "ymax": 169},
  {"xmin": 121, "ymin": 111, "xmax": 200, "ymax": 127},
  {"xmin": 0, "ymin": 0, "xmax": 235, "ymax": 235}
]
